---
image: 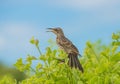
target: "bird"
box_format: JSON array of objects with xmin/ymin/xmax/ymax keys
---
[{"xmin": 47, "ymin": 27, "xmax": 84, "ymax": 73}]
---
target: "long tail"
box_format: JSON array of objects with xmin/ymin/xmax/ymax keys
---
[{"xmin": 68, "ymin": 53, "xmax": 84, "ymax": 73}]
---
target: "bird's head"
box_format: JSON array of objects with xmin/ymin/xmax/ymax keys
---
[{"xmin": 47, "ymin": 27, "xmax": 64, "ymax": 36}]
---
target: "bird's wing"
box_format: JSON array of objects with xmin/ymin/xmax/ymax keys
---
[{"xmin": 59, "ymin": 37, "xmax": 79, "ymax": 54}]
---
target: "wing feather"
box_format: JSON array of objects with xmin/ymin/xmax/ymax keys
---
[{"xmin": 57, "ymin": 36, "xmax": 79, "ymax": 54}]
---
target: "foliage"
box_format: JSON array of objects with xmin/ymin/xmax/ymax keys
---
[
  {"xmin": 0, "ymin": 63, "xmax": 26, "ymax": 83},
  {"xmin": 1, "ymin": 32, "xmax": 120, "ymax": 84},
  {"xmin": 0, "ymin": 75, "xmax": 16, "ymax": 84}
]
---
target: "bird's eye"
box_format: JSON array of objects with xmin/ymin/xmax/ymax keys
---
[{"xmin": 55, "ymin": 29, "xmax": 58, "ymax": 32}]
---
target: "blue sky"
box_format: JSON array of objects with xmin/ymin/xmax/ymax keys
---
[{"xmin": 0, "ymin": 0, "xmax": 120, "ymax": 66}]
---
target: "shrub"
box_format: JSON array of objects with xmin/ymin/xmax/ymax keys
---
[{"xmin": 2, "ymin": 32, "xmax": 120, "ymax": 84}]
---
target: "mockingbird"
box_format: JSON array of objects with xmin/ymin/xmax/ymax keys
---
[{"xmin": 47, "ymin": 27, "xmax": 84, "ymax": 72}]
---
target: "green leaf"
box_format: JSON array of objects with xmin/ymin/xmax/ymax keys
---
[
  {"xmin": 30, "ymin": 36, "xmax": 35, "ymax": 44},
  {"xmin": 110, "ymin": 52, "xmax": 120, "ymax": 63},
  {"xmin": 30, "ymin": 36, "xmax": 39, "ymax": 46},
  {"xmin": 36, "ymin": 63, "xmax": 42, "ymax": 70},
  {"xmin": 112, "ymin": 33, "xmax": 120, "ymax": 40},
  {"xmin": 26, "ymin": 55, "xmax": 37, "ymax": 62}
]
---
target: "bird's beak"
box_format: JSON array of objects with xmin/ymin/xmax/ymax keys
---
[{"xmin": 46, "ymin": 28, "xmax": 54, "ymax": 32}]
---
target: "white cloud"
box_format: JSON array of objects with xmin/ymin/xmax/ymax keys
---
[
  {"xmin": 0, "ymin": 36, "xmax": 6, "ymax": 49},
  {"xmin": 49, "ymin": 0, "xmax": 120, "ymax": 10},
  {"xmin": 0, "ymin": 22, "xmax": 38, "ymax": 51},
  {"xmin": 1, "ymin": 0, "xmax": 120, "ymax": 11},
  {"xmin": 0, "ymin": 22, "xmax": 52, "ymax": 65},
  {"xmin": 49, "ymin": 0, "xmax": 120, "ymax": 18},
  {"xmin": 2, "ymin": 23, "xmax": 37, "ymax": 37},
  {"xmin": 47, "ymin": 0, "xmax": 120, "ymax": 23},
  {"xmin": 47, "ymin": 0, "xmax": 120, "ymax": 22},
  {"xmin": 0, "ymin": 22, "xmax": 52, "ymax": 54},
  {"xmin": 2, "ymin": 0, "xmax": 119, "ymax": 10}
]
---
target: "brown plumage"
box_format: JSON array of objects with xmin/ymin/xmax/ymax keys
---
[{"xmin": 47, "ymin": 27, "xmax": 84, "ymax": 72}]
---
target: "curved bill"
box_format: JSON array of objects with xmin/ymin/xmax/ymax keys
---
[{"xmin": 46, "ymin": 28, "xmax": 54, "ymax": 32}]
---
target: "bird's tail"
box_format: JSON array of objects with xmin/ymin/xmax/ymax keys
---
[{"xmin": 68, "ymin": 53, "xmax": 84, "ymax": 73}]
